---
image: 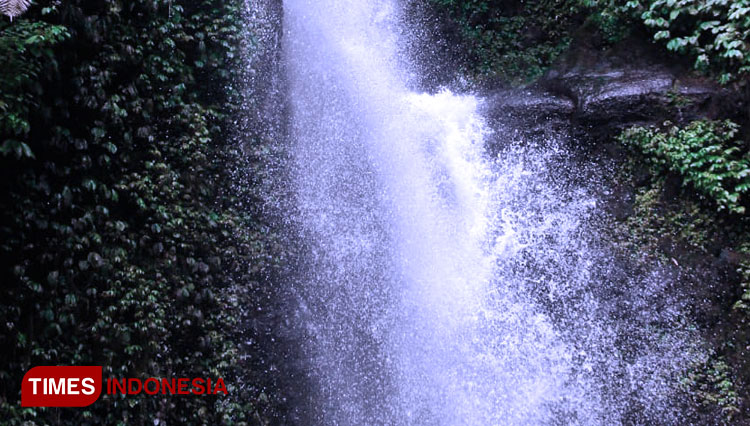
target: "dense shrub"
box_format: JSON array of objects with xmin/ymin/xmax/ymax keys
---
[
  {"xmin": 612, "ymin": 166, "xmax": 750, "ymax": 422},
  {"xmin": 617, "ymin": 120, "xmax": 750, "ymax": 420},
  {"xmin": 429, "ymin": 0, "xmax": 584, "ymax": 85},
  {"xmin": 619, "ymin": 120, "xmax": 750, "ymax": 214},
  {"xmin": 0, "ymin": 1, "xmax": 277, "ymax": 424},
  {"xmin": 433, "ymin": 0, "xmax": 750, "ymax": 86},
  {"xmin": 583, "ymin": 0, "xmax": 750, "ymax": 84}
]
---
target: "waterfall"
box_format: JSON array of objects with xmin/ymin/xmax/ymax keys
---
[{"xmin": 281, "ymin": 0, "xmax": 703, "ymax": 424}]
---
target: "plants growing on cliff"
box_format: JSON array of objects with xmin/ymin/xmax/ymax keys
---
[
  {"xmin": 732, "ymin": 242, "xmax": 750, "ymax": 314},
  {"xmin": 683, "ymin": 355, "xmax": 742, "ymax": 421},
  {"xmin": 619, "ymin": 120, "xmax": 750, "ymax": 214},
  {"xmin": 0, "ymin": 1, "xmax": 278, "ymax": 424},
  {"xmin": 430, "ymin": 0, "xmax": 584, "ymax": 85},
  {"xmin": 612, "ymin": 156, "xmax": 750, "ymax": 422},
  {"xmin": 433, "ymin": 0, "xmax": 749, "ymax": 85},
  {"xmin": 584, "ymin": 0, "xmax": 750, "ymax": 84},
  {"xmin": 0, "ymin": 19, "xmax": 68, "ymax": 158}
]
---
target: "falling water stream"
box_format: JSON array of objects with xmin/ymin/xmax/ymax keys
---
[{"xmin": 280, "ymin": 0, "xmax": 704, "ymax": 424}]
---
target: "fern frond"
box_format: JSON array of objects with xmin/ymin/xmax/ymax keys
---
[{"xmin": 0, "ymin": 0, "xmax": 31, "ymax": 19}]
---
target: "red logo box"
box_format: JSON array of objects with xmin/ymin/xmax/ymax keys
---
[{"xmin": 22, "ymin": 366, "xmax": 102, "ymax": 407}]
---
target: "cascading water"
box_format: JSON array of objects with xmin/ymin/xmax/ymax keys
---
[{"xmin": 281, "ymin": 0, "xmax": 704, "ymax": 424}]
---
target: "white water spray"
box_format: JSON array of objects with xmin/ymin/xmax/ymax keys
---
[{"xmin": 282, "ymin": 0, "xmax": 703, "ymax": 424}]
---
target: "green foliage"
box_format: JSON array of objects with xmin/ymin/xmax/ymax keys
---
[
  {"xmin": 612, "ymin": 148, "xmax": 750, "ymax": 421},
  {"xmin": 731, "ymin": 242, "xmax": 750, "ymax": 313},
  {"xmin": 0, "ymin": 19, "xmax": 69, "ymax": 158},
  {"xmin": 683, "ymin": 355, "xmax": 742, "ymax": 421},
  {"xmin": 584, "ymin": 0, "xmax": 750, "ymax": 84},
  {"xmin": 611, "ymin": 160, "xmax": 750, "ymax": 420},
  {"xmin": 583, "ymin": 4, "xmax": 632, "ymax": 45},
  {"xmin": 440, "ymin": 0, "xmax": 750, "ymax": 84},
  {"xmin": 430, "ymin": 0, "xmax": 584, "ymax": 85},
  {"xmin": 619, "ymin": 120, "xmax": 750, "ymax": 214},
  {"xmin": 0, "ymin": 1, "xmax": 278, "ymax": 424},
  {"xmin": 620, "ymin": 180, "xmax": 715, "ymax": 259}
]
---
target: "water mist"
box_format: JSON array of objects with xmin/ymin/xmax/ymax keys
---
[{"xmin": 280, "ymin": 0, "xmax": 704, "ymax": 424}]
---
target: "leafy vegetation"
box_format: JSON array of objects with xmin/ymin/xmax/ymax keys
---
[
  {"xmin": 619, "ymin": 120, "xmax": 750, "ymax": 214},
  {"xmin": 619, "ymin": 181, "xmax": 709, "ymax": 259},
  {"xmin": 584, "ymin": 0, "xmax": 750, "ymax": 84},
  {"xmin": 0, "ymin": 19, "xmax": 68, "ymax": 158},
  {"xmin": 607, "ymin": 161, "xmax": 750, "ymax": 422},
  {"xmin": 429, "ymin": 0, "xmax": 585, "ymax": 85},
  {"xmin": 433, "ymin": 0, "xmax": 750, "ymax": 86},
  {"xmin": 608, "ymin": 141, "xmax": 750, "ymax": 422},
  {"xmin": 0, "ymin": 1, "xmax": 279, "ymax": 424},
  {"xmin": 733, "ymin": 242, "xmax": 750, "ymax": 314},
  {"xmin": 683, "ymin": 355, "xmax": 742, "ymax": 421}
]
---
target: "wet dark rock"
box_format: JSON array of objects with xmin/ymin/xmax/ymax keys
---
[
  {"xmin": 631, "ymin": 162, "xmax": 651, "ymax": 187},
  {"xmin": 540, "ymin": 36, "xmax": 739, "ymax": 136},
  {"xmin": 542, "ymin": 67, "xmax": 725, "ymax": 133},
  {"xmin": 484, "ymin": 91, "xmax": 575, "ymax": 121},
  {"xmin": 607, "ymin": 186, "xmax": 635, "ymax": 221},
  {"xmin": 661, "ymin": 173, "xmax": 684, "ymax": 203},
  {"xmin": 720, "ymin": 248, "xmax": 749, "ymax": 267},
  {"xmin": 484, "ymin": 34, "xmax": 737, "ymax": 144},
  {"xmin": 481, "ymin": 90, "xmax": 574, "ymax": 146}
]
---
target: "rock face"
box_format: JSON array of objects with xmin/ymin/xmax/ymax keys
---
[
  {"xmin": 479, "ymin": 34, "xmax": 742, "ymax": 336},
  {"xmin": 482, "ymin": 34, "xmax": 742, "ymax": 143}
]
